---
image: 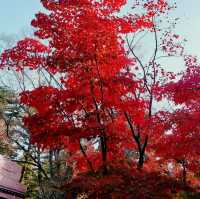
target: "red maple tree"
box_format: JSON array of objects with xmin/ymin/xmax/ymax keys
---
[{"xmin": 1, "ymin": 0, "xmax": 199, "ymax": 198}]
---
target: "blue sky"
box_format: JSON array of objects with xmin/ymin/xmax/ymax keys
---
[
  {"xmin": 175, "ymin": 0, "xmax": 200, "ymax": 55},
  {"xmin": 0, "ymin": 0, "xmax": 200, "ymax": 55},
  {"xmin": 0, "ymin": 0, "xmax": 43, "ymax": 34}
]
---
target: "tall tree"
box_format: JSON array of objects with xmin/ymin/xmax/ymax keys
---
[{"xmin": 1, "ymin": 0, "xmax": 200, "ymax": 198}]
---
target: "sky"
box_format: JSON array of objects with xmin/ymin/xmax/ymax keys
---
[
  {"xmin": 0, "ymin": 0, "xmax": 43, "ymax": 34},
  {"xmin": 0, "ymin": 0, "xmax": 200, "ymax": 54},
  {"xmin": 175, "ymin": 0, "xmax": 200, "ymax": 55}
]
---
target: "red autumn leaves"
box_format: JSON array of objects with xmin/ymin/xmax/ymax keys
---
[{"xmin": 1, "ymin": 0, "xmax": 200, "ymax": 198}]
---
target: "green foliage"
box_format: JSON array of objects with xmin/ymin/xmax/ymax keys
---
[
  {"xmin": 0, "ymin": 87, "xmax": 16, "ymax": 157},
  {"xmin": 179, "ymin": 192, "xmax": 200, "ymax": 199}
]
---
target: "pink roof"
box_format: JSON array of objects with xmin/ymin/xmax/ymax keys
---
[{"xmin": 0, "ymin": 155, "xmax": 26, "ymax": 194}]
